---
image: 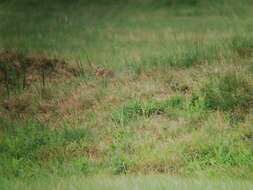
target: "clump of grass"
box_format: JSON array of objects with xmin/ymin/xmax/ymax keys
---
[
  {"xmin": 65, "ymin": 156, "xmax": 90, "ymax": 175},
  {"xmin": 182, "ymin": 133, "xmax": 253, "ymax": 171},
  {"xmin": 0, "ymin": 119, "xmax": 91, "ymax": 178},
  {"xmin": 109, "ymin": 128, "xmax": 134, "ymax": 174},
  {"xmin": 112, "ymin": 96, "xmax": 184, "ymax": 126},
  {"xmin": 62, "ymin": 126, "xmax": 90, "ymax": 143},
  {"xmin": 231, "ymin": 35, "xmax": 253, "ymax": 58},
  {"xmin": 112, "ymin": 155, "xmax": 128, "ymax": 174},
  {"xmin": 72, "ymin": 57, "xmax": 96, "ymax": 83},
  {"xmin": 0, "ymin": 51, "xmax": 27, "ymax": 97},
  {"xmin": 195, "ymin": 72, "xmax": 253, "ymax": 114}
]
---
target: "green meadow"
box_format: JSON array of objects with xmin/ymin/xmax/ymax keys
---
[{"xmin": 0, "ymin": 0, "xmax": 253, "ymax": 189}]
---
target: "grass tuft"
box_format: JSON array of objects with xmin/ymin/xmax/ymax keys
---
[
  {"xmin": 112, "ymin": 96, "xmax": 184, "ymax": 126},
  {"xmin": 232, "ymin": 36, "xmax": 253, "ymax": 58},
  {"xmin": 197, "ymin": 72, "xmax": 253, "ymax": 112},
  {"xmin": 0, "ymin": 119, "xmax": 91, "ymax": 178}
]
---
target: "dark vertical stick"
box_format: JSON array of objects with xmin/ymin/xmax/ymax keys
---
[
  {"xmin": 5, "ymin": 69, "xmax": 10, "ymax": 98},
  {"xmin": 16, "ymin": 70, "xmax": 20, "ymax": 94},
  {"xmin": 42, "ymin": 69, "xmax": 45, "ymax": 87},
  {"xmin": 23, "ymin": 68, "xmax": 26, "ymax": 90}
]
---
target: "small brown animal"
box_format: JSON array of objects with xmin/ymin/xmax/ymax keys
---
[{"xmin": 95, "ymin": 68, "xmax": 114, "ymax": 78}]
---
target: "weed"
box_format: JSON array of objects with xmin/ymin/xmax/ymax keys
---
[
  {"xmin": 197, "ymin": 72, "xmax": 253, "ymax": 112},
  {"xmin": 112, "ymin": 96, "xmax": 184, "ymax": 126},
  {"xmin": 112, "ymin": 155, "xmax": 128, "ymax": 175},
  {"xmin": 232, "ymin": 36, "xmax": 253, "ymax": 58},
  {"xmin": 73, "ymin": 59, "xmax": 95, "ymax": 83},
  {"xmin": 126, "ymin": 59, "xmax": 142, "ymax": 76},
  {"xmin": 69, "ymin": 156, "xmax": 89, "ymax": 174},
  {"xmin": 0, "ymin": 119, "xmax": 91, "ymax": 178},
  {"xmin": 183, "ymin": 136, "xmax": 253, "ymax": 169},
  {"xmin": 63, "ymin": 126, "xmax": 90, "ymax": 143}
]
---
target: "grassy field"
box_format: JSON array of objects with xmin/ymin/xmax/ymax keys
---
[
  {"xmin": 1, "ymin": 175, "xmax": 253, "ymax": 190},
  {"xmin": 0, "ymin": 0, "xmax": 253, "ymax": 189}
]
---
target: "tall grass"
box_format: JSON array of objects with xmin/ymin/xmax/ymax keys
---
[
  {"xmin": 196, "ymin": 72, "xmax": 253, "ymax": 112},
  {"xmin": 0, "ymin": 119, "xmax": 92, "ymax": 178},
  {"xmin": 112, "ymin": 96, "xmax": 184, "ymax": 126}
]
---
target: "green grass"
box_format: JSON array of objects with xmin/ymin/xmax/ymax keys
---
[
  {"xmin": 0, "ymin": 0, "xmax": 253, "ymax": 188},
  {"xmin": 112, "ymin": 96, "xmax": 184, "ymax": 126},
  {"xmin": 198, "ymin": 72, "xmax": 253, "ymax": 111},
  {"xmin": 1, "ymin": 175, "xmax": 253, "ymax": 190},
  {"xmin": 0, "ymin": 119, "xmax": 93, "ymax": 178}
]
